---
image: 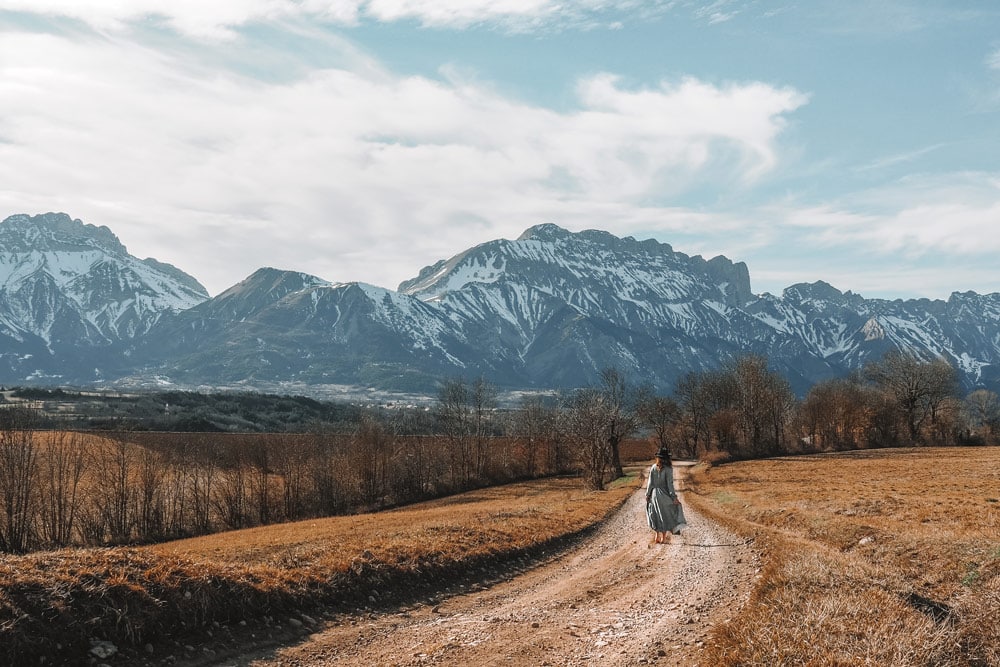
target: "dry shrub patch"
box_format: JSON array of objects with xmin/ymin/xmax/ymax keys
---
[
  {"xmin": 0, "ymin": 474, "xmax": 638, "ymax": 664},
  {"xmin": 687, "ymin": 446, "xmax": 1000, "ymax": 666}
]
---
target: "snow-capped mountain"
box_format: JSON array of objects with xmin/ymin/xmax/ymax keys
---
[
  {"xmin": 0, "ymin": 213, "xmax": 208, "ymax": 382},
  {"xmin": 128, "ymin": 222, "xmax": 1000, "ymax": 395},
  {"xmin": 2, "ymin": 213, "xmax": 999, "ymax": 395},
  {"xmin": 127, "ymin": 269, "xmax": 483, "ymax": 391}
]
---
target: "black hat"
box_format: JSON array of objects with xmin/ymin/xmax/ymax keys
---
[{"xmin": 655, "ymin": 446, "xmax": 671, "ymax": 459}]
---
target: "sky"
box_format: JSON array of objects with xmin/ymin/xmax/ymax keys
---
[{"xmin": 1, "ymin": 1, "xmax": 1000, "ymax": 300}]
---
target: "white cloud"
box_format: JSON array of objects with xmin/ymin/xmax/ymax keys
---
[
  {"xmin": 5, "ymin": 7, "xmax": 994, "ymax": 302},
  {"xmin": 989, "ymin": 48, "xmax": 1000, "ymax": 70},
  {"xmin": 692, "ymin": 174, "xmax": 1000, "ymax": 298},
  {"xmin": 854, "ymin": 143, "xmax": 947, "ymax": 173},
  {"xmin": 0, "ymin": 0, "xmax": 681, "ymax": 35},
  {"xmin": 0, "ymin": 0, "xmax": 294, "ymax": 38},
  {"xmin": 0, "ymin": 26, "xmax": 804, "ymax": 295},
  {"xmin": 691, "ymin": 0, "xmax": 742, "ymax": 25}
]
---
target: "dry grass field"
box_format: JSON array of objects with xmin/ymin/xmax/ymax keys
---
[
  {"xmin": 686, "ymin": 446, "xmax": 1000, "ymax": 666},
  {"xmin": 0, "ymin": 472, "xmax": 639, "ymax": 664}
]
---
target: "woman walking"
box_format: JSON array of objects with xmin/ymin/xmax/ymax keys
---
[{"xmin": 645, "ymin": 446, "xmax": 687, "ymax": 544}]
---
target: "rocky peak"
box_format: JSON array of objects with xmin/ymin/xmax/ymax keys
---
[
  {"xmin": 516, "ymin": 223, "xmax": 572, "ymax": 242},
  {"xmin": 705, "ymin": 255, "xmax": 753, "ymax": 307},
  {"xmin": 782, "ymin": 281, "xmax": 848, "ymax": 305},
  {"xmin": 204, "ymin": 267, "xmax": 329, "ymax": 320},
  {"xmin": 1, "ymin": 212, "xmax": 127, "ymax": 255}
]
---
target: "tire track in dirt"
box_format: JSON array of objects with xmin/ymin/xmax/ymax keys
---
[{"xmin": 213, "ymin": 464, "xmax": 759, "ymax": 667}]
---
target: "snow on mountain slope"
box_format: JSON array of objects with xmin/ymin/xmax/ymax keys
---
[
  {"xmin": 0, "ymin": 213, "xmax": 207, "ymax": 343},
  {"xmin": 400, "ymin": 223, "xmax": 759, "ymax": 349},
  {"xmin": 0, "ymin": 212, "xmax": 209, "ymax": 382},
  {"xmin": 4, "ymin": 215, "xmax": 1000, "ymax": 395},
  {"xmin": 392, "ymin": 224, "xmax": 1000, "ymax": 392}
]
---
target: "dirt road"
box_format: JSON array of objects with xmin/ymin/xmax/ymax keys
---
[{"xmin": 210, "ymin": 464, "xmax": 758, "ymax": 667}]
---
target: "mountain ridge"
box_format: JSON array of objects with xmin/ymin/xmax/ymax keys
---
[{"xmin": 1, "ymin": 212, "xmax": 998, "ymax": 396}]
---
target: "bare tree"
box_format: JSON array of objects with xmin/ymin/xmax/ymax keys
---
[
  {"xmin": 797, "ymin": 377, "xmax": 870, "ymax": 451},
  {"xmin": 135, "ymin": 444, "xmax": 166, "ymax": 541},
  {"xmin": 674, "ymin": 371, "xmax": 714, "ymax": 456},
  {"xmin": 214, "ymin": 439, "xmax": 251, "ymax": 529},
  {"xmin": 598, "ymin": 367, "xmax": 640, "ymax": 479},
  {"xmin": 437, "ymin": 377, "xmax": 473, "ymax": 488},
  {"xmin": 215, "ymin": 462, "xmax": 250, "ymax": 530},
  {"xmin": 275, "ymin": 435, "xmax": 313, "ymax": 520},
  {"xmin": 471, "ymin": 377, "xmax": 498, "ymax": 480},
  {"xmin": 247, "ymin": 437, "xmax": 272, "ymax": 525},
  {"xmin": 513, "ymin": 394, "xmax": 557, "ymax": 476},
  {"xmin": 865, "ymin": 351, "xmax": 958, "ymax": 443},
  {"xmin": 38, "ymin": 430, "xmax": 87, "ymax": 547},
  {"xmin": 189, "ymin": 436, "xmax": 218, "ymax": 534},
  {"xmin": 352, "ymin": 415, "xmax": 393, "ymax": 505},
  {"xmin": 310, "ymin": 435, "xmax": 344, "ymax": 516},
  {"xmin": 562, "ymin": 388, "xmax": 612, "ymax": 490},
  {"xmin": 965, "ymin": 389, "xmax": 1000, "ymax": 443},
  {"xmin": 0, "ymin": 406, "xmax": 40, "ymax": 552},
  {"xmin": 729, "ymin": 356, "xmax": 794, "ymax": 457},
  {"xmin": 98, "ymin": 426, "xmax": 137, "ymax": 544},
  {"xmin": 638, "ymin": 394, "xmax": 683, "ymax": 457}
]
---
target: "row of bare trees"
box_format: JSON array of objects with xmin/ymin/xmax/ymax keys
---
[
  {"xmin": 0, "ymin": 384, "xmax": 581, "ymax": 553},
  {"xmin": 562, "ymin": 352, "xmax": 995, "ymax": 488},
  {"xmin": 0, "ymin": 350, "xmax": 993, "ymax": 553}
]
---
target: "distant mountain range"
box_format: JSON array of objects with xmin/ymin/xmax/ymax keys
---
[{"xmin": 2, "ymin": 212, "xmax": 999, "ymax": 398}]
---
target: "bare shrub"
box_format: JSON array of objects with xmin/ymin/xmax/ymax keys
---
[
  {"xmin": 350, "ymin": 415, "xmax": 393, "ymax": 506},
  {"xmin": 0, "ymin": 406, "xmax": 40, "ymax": 552},
  {"xmin": 37, "ymin": 430, "xmax": 87, "ymax": 547}
]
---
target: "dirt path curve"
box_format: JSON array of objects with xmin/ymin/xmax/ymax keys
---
[{"xmin": 217, "ymin": 464, "xmax": 758, "ymax": 667}]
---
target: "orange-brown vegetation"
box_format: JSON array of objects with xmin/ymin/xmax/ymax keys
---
[
  {"xmin": 0, "ymin": 472, "xmax": 640, "ymax": 664},
  {"xmin": 686, "ymin": 446, "xmax": 1000, "ymax": 666},
  {"xmin": 1, "ymin": 425, "xmax": 581, "ymax": 553}
]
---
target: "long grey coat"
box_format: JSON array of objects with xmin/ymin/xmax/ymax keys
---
[{"xmin": 645, "ymin": 463, "xmax": 687, "ymax": 534}]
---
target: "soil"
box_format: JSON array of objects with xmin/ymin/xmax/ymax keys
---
[{"xmin": 143, "ymin": 463, "xmax": 759, "ymax": 667}]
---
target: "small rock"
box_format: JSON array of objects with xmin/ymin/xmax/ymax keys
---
[
  {"xmin": 89, "ymin": 641, "xmax": 117, "ymax": 660},
  {"xmin": 288, "ymin": 618, "xmax": 303, "ymax": 628}
]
